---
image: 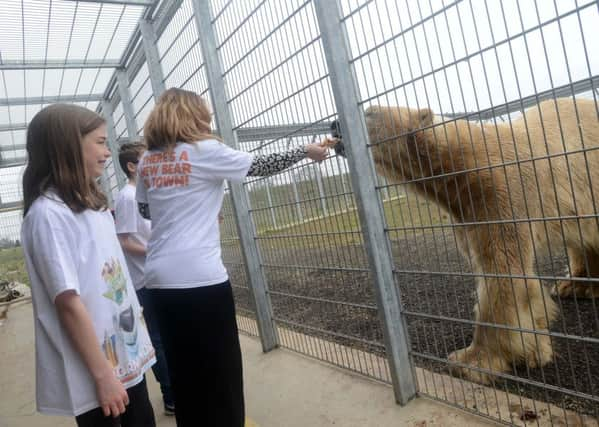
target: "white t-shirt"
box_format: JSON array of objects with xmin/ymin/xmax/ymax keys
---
[
  {"xmin": 136, "ymin": 139, "xmax": 252, "ymax": 289},
  {"xmin": 21, "ymin": 191, "xmax": 156, "ymax": 416},
  {"xmin": 115, "ymin": 183, "xmax": 151, "ymax": 290}
]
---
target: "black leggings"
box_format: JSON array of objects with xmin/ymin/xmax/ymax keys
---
[
  {"xmin": 150, "ymin": 281, "xmax": 245, "ymax": 427},
  {"xmin": 75, "ymin": 378, "xmax": 155, "ymax": 427}
]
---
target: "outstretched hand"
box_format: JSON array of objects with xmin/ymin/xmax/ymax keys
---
[
  {"xmin": 305, "ymin": 143, "xmax": 329, "ymax": 162},
  {"xmin": 320, "ymin": 137, "xmax": 339, "ymax": 148}
]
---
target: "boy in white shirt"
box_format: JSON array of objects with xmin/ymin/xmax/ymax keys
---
[{"xmin": 115, "ymin": 142, "xmax": 175, "ymax": 416}]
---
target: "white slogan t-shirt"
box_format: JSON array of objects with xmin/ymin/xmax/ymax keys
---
[
  {"xmin": 21, "ymin": 191, "xmax": 156, "ymax": 416},
  {"xmin": 136, "ymin": 140, "xmax": 253, "ymax": 289},
  {"xmin": 115, "ymin": 183, "xmax": 151, "ymax": 290}
]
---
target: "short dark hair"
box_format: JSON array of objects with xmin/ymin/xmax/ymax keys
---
[{"xmin": 118, "ymin": 142, "xmax": 146, "ymax": 179}]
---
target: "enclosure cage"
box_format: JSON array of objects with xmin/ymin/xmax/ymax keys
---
[{"xmin": 1, "ymin": 0, "xmax": 598, "ymax": 426}]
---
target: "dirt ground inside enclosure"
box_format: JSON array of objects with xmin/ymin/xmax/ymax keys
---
[{"xmin": 228, "ymin": 230, "xmax": 599, "ymax": 418}]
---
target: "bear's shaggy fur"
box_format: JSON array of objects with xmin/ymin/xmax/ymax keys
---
[{"xmin": 357, "ymin": 98, "xmax": 599, "ymax": 383}]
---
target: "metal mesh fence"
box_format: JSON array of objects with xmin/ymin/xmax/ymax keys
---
[
  {"xmin": 1, "ymin": 0, "xmax": 598, "ymax": 424},
  {"xmin": 128, "ymin": 62, "xmax": 154, "ymax": 136},
  {"xmin": 221, "ymin": 186, "xmax": 260, "ymax": 338},
  {"xmin": 0, "ymin": 166, "xmax": 22, "ymax": 243},
  {"xmin": 338, "ymin": 0, "xmax": 599, "ymax": 423},
  {"xmin": 211, "ymin": 0, "xmax": 392, "ymax": 381},
  {"xmin": 158, "ymin": 1, "xmax": 209, "ymax": 95}
]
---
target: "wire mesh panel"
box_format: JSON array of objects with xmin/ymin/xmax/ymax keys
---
[
  {"xmin": 0, "ymin": 118, "xmax": 25, "ymax": 246},
  {"xmin": 211, "ymin": 0, "xmax": 392, "ymax": 383},
  {"xmin": 112, "ymin": 101, "xmax": 127, "ymax": 141},
  {"xmin": 221, "ymin": 186, "xmax": 260, "ymax": 337},
  {"xmin": 0, "ymin": 129, "xmax": 25, "ymax": 165},
  {"xmin": 158, "ymin": 0, "xmax": 210, "ymax": 97},
  {"xmin": 338, "ymin": 0, "xmax": 599, "ymax": 424},
  {"xmin": 102, "ymin": 158, "xmax": 119, "ymax": 202},
  {"xmin": 128, "ymin": 63, "xmax": 154, "ymax": 136},
  {"xmin": 0, "ymin": 166, "xmax": 23, "ymax": 241}
]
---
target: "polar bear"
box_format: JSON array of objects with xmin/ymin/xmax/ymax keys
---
[{"xmin": 333, "ymin": 98, "xmax": 599, "ymax": 383}]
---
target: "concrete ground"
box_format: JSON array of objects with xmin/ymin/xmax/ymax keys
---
[{"xmin": 0, "ymin": 300, "xmax": 495, "ymax": 427}]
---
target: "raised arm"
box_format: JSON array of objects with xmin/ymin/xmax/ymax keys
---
[
  {"xmin": 137, "ymin": 143, "xmax": 330, "ymax": 219},
  {"xmin": 247, "ymin": 143, "xmax": 328, "ymax": 177}
]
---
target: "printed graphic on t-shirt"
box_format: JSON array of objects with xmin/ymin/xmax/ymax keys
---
[
  {"xmin": 100, "ymin": 258, "xmax": 155, "ymax": 382},
  {"xmin": 101, "ymin": 258, "xmax": 128, "ymax": 304},
  {"xmin": 140, "ymin": 149, "xmax": 191, "ymax": 189}
]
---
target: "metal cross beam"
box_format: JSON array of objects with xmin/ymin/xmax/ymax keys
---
[
  {"xmin": 0, "ymin": 201, "xmax": 23, "ymax": 213},
  {"xmin": 236, "ymin": 122, "xmax": 331, "ymax": 143},
  {"xmin": 0, "ymin": 124, "xmax": 27, "ymax": 132},
  {"xmin": 0, "ymin": 60, "xmax": 121, "ymax": 70},
  {"xmin": 0, "ymin": 157, "xmax": 27, "ymax": 168},
  {"xmin": 0, "ymin": 94, "xmax": 104, "ymax": 106},
  {"xmin": 0, "ymin": 144, "xmax": 26, "ymax": 153},
  {"xmin": 61, "ymin": 0, "xmax": 155, "ymax": 6}
]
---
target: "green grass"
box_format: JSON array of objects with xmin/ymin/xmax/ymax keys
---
[
  {"xmin": 222, "ymin": 189, "xmax": 450, "ymax": 251},
  {"xmin": 223, "ymin": 173, "xmax": 449, "ymax": 237},
  {"xmin": 0, "ymin": 246, "xmax": 29, "ymax": 285}
]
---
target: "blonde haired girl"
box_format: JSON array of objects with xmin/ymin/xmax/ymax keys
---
[{"xmin": 137, "ymin": 88, "xmax": 329, "ymax": 426}]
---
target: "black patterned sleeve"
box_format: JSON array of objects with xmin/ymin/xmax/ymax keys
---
[
  {"xmin": 247, "ymin": 146, "xmax": 307, "ymax": 177},
  {"xmin": 138, "ymin": 202, "xmax": 151, "ymax": 220}
]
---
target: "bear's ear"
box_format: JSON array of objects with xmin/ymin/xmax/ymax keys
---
[
  {"xmin": 418, "ymin": 108, "xmax": 433, "ymax": 128},
  {"xmin": 410, "ymin": 108, "xmax": 434, "ymax": 153}
]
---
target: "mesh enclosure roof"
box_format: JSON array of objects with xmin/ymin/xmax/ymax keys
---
[{"xmin": 0, "ymin": 0, "xmax": 166, "ymax": 215}]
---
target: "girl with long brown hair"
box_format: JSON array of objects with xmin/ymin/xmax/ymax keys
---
[
  {"xmin": 21, "ymin": 104, "xmax": 157, "ymax": 427},
  {"xmin": 136, "ymin": 87, "xmax": 329, "ymax": 426}
]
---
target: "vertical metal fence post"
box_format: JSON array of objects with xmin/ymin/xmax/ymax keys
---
[
  {"xmin": 265, "ymin": 184, "xmax": 277, "ymax": 229},
  {"xmin": 260, "ymin": 144, "xmax": 278, "ymax": 229},
  {"xmin": 314, "ymin": 0, "xmax": 417, "ymax": 405},
  {"xmin": 100, "ymin": 173, "xmax": 114, "ymax": 208},
  {"xmin": 313, "ymin": 163, "xmax": 327, "ymax": 216},
  {"xmin": 287, "ymin": 137, "xmax": 304, "ymax": 222},
  {"xmin": 116, "ymin": 70, "xmax": 140, "ymax": 141},
  {"xmin": 311, "ymin": 136, "xmax": 328, "ymax": 216},
  {"xmin": 335, "ymin": 155, "xmax": 351, "ymax": 209},
  {"xmin": 139, "ymin": 19, "xmax": 166, "ymax": 99},
  {"xmin": 191, "ymin": 0, "xmax": 278, "ymax": 352},
  {"xmin": 101, "ymin": 100, "xmax": 127, "ymax": 189}
]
